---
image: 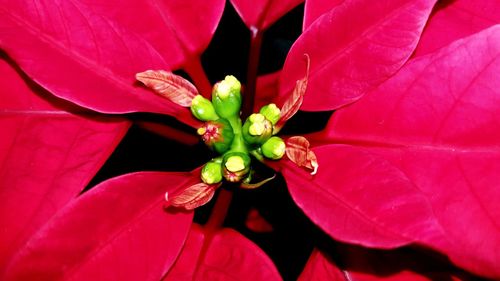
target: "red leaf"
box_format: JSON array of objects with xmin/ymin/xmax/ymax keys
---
[
  {"xmin": 136, "ymin": 70, "xmax": 198, "ymax": 107},
  {"xmin": 298, "ymin": 250, "xmax": 347, "ymax": 281},
  {"xmin": 303, "ymin": 0, "xmax": 345, "ymax": 30},
  {"xmin": 318, "ymin": 26, "xmax": 500, "ymax": 278},
  {"xmin": 254, "ymin": 71, "xmax": 281, "ymax": 111},
  {"xmin": 2, "ymin": 172, "xmax": 194, "ymax": 281},
  {"xmin": 0, "ymin": 57, "xmax": 129, "ymax": 274},
  {"xmin": 283, "ymin": 145, "xmax": 443, "ymax": 248},
  {"xmin": 168, "ymin": 182, "xmax": 219, "ymax": 210},
  {"xmin": 245, "ymin": 208, "xmax": 274, "ymax": 233},
  {"xmin": 285, "ymin": 136, "xmax": 318, "ymax": 175},
  {"xmin": 299, "ymin": 249, "xmax": 466, "ymax": 281},
  {"xmin": 230, "ymin": 0, "xmax": 303, "ymax": 31},
  {"xmin": 163, "ymin": 224, "xmax": 282, "ymax": 280},
  {"xmin": 414, "ymin": 0, "xmax": 500, "ymax": 57},
  {"xmin": 279, "ymin": 0, "xmax": 437, "ymax": 111},
  {"xmin": 275, "ymin": 55, "xmax": 309, "ymax": 132},
  {"xmin": 0, "ymin": 0, "xmax": 224, "ymax": 126}
]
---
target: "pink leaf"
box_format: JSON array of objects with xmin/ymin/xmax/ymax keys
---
[
  {"xmin": 136, "ymin": 70, "xmax": 198, "ymax": 107},
  {"xmin": 414, "ymin": 0, "xmax": 500, "ymax": 57},
  {"xmin": 163, "ymin": 224, "xmax": 282, "ymax": 280},
  {"xmin": 0, "ymin": 57, "xmax": 129, "ymax": 274},
  {"xmin": 285, "ymin": 136, "xmax": 318, "ymax": 175},
  {"xmin": 0, "ymin": 0, "xmax": 224, "ymax": 126},
  {"xmin": 303, "ymin": 0, "xmax": 345, "ymax": 30},
  {"xmin": 275, "ymin": 55, "xmax": 309, "ymax": 132},
  {"xmin": 230, "ymin": 0, "xmax": 303, "ymax": 31},
  {"xmin": 318, "ymin": 26, "xmax": 500, "ymax": 278},
  {"xmin": 3, "ymin": 172, "xmax": 194, "ymax": 281},
  {"xmin": 168, "ymin": 182, "xmax": 219, "ymax": 210},
  {"xmin": 279, "ymin": 0, "xmax": 437, "ymax": 111}
]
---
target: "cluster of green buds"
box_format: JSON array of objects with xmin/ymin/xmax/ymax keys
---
[{"xmin": 191, "ymin": 75, "xmax": 286, "ymax": 185}]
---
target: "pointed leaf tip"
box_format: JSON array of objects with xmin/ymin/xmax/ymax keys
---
[
  {"xmin": 275, "ymin": 54, "xmax": 310, "ymax": 132},
  {"xmin": 136, "ymin": 70, "xmax": 198, "ymax": 107},
  {"xmin": 286, "ymin": 136, "xmax": 318, "ymax": 175},
  {"xmin": 168, "ymin": 182, "xmax": 219, "ymax": 210}
]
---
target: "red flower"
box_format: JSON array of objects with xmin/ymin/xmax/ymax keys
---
[{"xmin": 0, "ymin": 0, "xmax": 499, "ymax": 280}]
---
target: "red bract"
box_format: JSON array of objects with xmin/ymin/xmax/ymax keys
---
[
  {"xmin": 0, "ymin": 56, "xmax": 129, "ymax": 276},
  {"xmin": 0, "ymin": 0, "xmax": 499, "ymax": 280},
  {"xmin": 3, "ymin": 172, "xmax": 193, "ymax": 280},
  {"xmin": 163, "ymin": 225, "xmax": 281, "ymax": 280}
]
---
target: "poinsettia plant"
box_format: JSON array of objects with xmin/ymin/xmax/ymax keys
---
[{"xmin": 1, "ymin": 0, "xmax": 499, "ymax": 280}]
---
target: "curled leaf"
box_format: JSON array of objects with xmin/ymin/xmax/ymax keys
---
[
  {"xmin": 286, "ymin": 136, "xmax": 318, "ymax": 175},
  {"xmin": 167, "ymin": 183, "xmax": 220, "ymax": 210},
  {"xmin": 274, "ymin": 54, "xmax": 310, "ymax": 132},
  {"xmin": 136, "ymin": 70, "xmax": 198, "ymax": 107},
  {"xmin": 240, "ymin": 174, "xmax": 276, "ymax": 189}
]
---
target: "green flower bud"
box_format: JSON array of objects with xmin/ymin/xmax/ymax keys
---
[
  {"xmin": 222, "ymin": 152, "xmax": 251, "ymax": 182},
  {"xmin": 259, "ymin": 103, "xmax": 281, "ymax": 125},
  {"xmin": 197, "ymin": 118, "xmax": 234, "ymax": 154},
  {"xmin": 201, "ymin": 160, "xmax": 223, "ymax": 184},
  {"xmin": 190, "ymin": 95, "xmax": 219, "ymax": 121},
  {"xmin": 212, "ymin": 75, "xmax": 242, "ymax": 118},
  {"xmin": 261, "ymin": 136, "xmax": 286, "ymax": 160},
  {"xmin": 242, "ymin": 113, "xmax": 273, "ymax": 146}
]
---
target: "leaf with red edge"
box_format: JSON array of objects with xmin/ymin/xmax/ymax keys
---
[
  {"xmin": 163, "ymin": 224, "xmax": 282, "ymax": 280},
  {"xmin": 0, "ymin": 0, "xmax": 224, "ymax": 126},
  {"xmin": 168, "ymin": 182, "xmax": 219, "ymax": 210},
  {"xmin": 280, "ymin": 0, "xmax": 437, "ymax": 111},
  {"xmin": 312, "ymin": 26, "xmax": 500, "ymax": 278},
  {"xmin": 3, "ymin": 172, "xmax": 194, "ymax": 281},
  {"xmin": 230, "ymin": 0, "xmax": 303, "ymax": 31},
  {"xmin": 136, "ymin": 70, "xmax": 198, "ymax": 107},
  {"xmin": 0, "ymin": 57, "xmax": 129, "ymax": 274},
  {"xmin": 303, "ymin": 0, "xmax": 345, "ymax": 30},
  {"xmin": 275, "ymin": 55, "xmax": 309, "ymax": 132},
  {"xmin": 413, "ymin": 0, "xmax": 500, "ymax": 57},
  {"xmin": 285, "ymin": 136, "xmax": 318, "ymax": 175},
  {"xmin": 299, "ymin": 248, "xmax": 467, "ymax": 281}
]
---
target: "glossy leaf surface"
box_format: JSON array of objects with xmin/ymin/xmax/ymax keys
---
[
  {"xmin": 3, "ymin": 172, "xmax": 194, "ymax": 280},
  {"xmin": 0, "ymin": 57, "xmax": 129, "ymax": 274},
  {"xmin": 0, "ymin": 0, "xmax": 224, "ymax": 126},
  {"xmin": 303, "ymin": 0, "xmax": 345, "ymax": 30},
  {"xmin": 230, "ymin": 0, "xmax": 303, "ymax": 31},
  {"xmin": 280, "ymin": 0, "xmax": 437, "ymax": 111},
  {"xmin": 414, "ymin": 0, "xmax": 500, "ymax": 57},
  {"xmin": 163, "ymin": 224, "xmax": 282, "ymax": 280},
  {"xmin": 316, "ymin": 26, "xmax": 500, "ymax": 278}
]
